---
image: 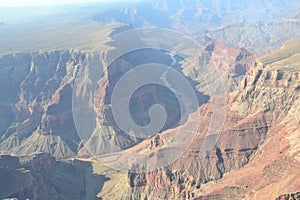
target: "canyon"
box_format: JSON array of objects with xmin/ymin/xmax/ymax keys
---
[{"xmin": 0, "ymin": 1, "xmax": 299, "ymax": 199}]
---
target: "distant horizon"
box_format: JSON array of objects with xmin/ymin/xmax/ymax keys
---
[{"xmin": 0, "ymin": 0, "xmax": 144, "ymax": 8}]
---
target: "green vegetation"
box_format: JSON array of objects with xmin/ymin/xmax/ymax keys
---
[{"xmin": 92, "ymin": 161, "xmax": 110, "ymax": 174}]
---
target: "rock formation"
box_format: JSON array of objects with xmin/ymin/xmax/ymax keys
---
[
  {"xmin": 0, "ymin": 153, "xmax": 108, "ymax": 200},
  {"xmin": 96, "ymin": 40, "xmax": 300, "ymax": 200},
  {"xmin": 0, "ymin": 3, "xmax": 299, "ymax": 197}
]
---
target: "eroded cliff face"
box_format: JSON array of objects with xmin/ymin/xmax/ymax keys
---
[
  {"xmin": 78, "ymin": 49, "xmax": 190, "ymax": 156},
  {"xmin": 182, "ymin": 40, "xmax": 256, "ymax": 96},
  {"xmin": 195, "ymin": 40, "xmax": 300, "ymax": 200},
  {"xmin": 99, "ymin": 40, "xmax": 300, "ymax": 200},
  {"xmin": 205, "ymin": 40, "xmax": 255, "ymax": 77},
  {"xmin": 0, "ymin": 29, "xmax": 255, "ymax": 161},
  {"xmin": 0, "ymin": 50, "xmax": 84, "ymax": 158},
  {"xmin": 0, "ymin": 48, "xmax": 144, "ymax": 159},
  {"xmin": 0, "ymin": 27, "xmax": 279, "ymax": 199},
  {"xmin": 0, "ymin": 153, "xmax": 107, "ymax": 200}
]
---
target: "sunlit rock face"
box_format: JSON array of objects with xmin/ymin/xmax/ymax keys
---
[
  {"xmin": 122, "ymin": 40, "xmax": 300, "ymax": 200},
  {"xmin": 0, "ymin": 31, "xmax": 255, "ymax": 159}
]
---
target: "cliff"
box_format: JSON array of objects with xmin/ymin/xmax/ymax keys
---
[
  {"xmin": 96, "ymin": 40, "xmax": 300, "ymax": 200},
  {"xmin": 0, "ymin": 153, "xmax": 108, "ymax": 200}
]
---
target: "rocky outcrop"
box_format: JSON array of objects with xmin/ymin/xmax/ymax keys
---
[
  {"xmin": 0, "ymin": 50, "xmax": 84, "ymax": 158},
  {"xmin": 191, "ymin": 40, "xmax": 256, "ymax": 94},
  {"xmin": 1, "ymin": 25, "xmax": 295, "ymax": 200},
  {"xmin": 191, "ymin": 40, "xmax": 300, "ymax": 200},
  {"xmin": 205, "ymin": 19, "xmax": 300, "ymax": 55},
  {"xmin": 205, "ymin": 41, "xmax": 255, "ymax": 77},
  {"xmin": 150, "ymin": 135, "xmax": 165, "ymax": 150},
  {"xmin": 0, "ymin": 153, "xmax": 107, "ymax": 200},
  {"xmin": 276, "ymin": 192, "xmax": 300, "ymax": 200},
  {"xmin": 117, "ymin": 40, "xmax": 300, "ymax": 199},
  {"xmin": 1, "ymin": 1, "xmax": 300, "ymax": 199},
  {"xmin": 0, "ymin": 25, "xmax": 257, "ymax": 160},
  {"xmin": 78, "ymin": 48, "xmax": 198, "ymax": 156}
]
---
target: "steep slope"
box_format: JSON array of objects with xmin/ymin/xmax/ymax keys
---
[
  {"xmin": 95, "ymin": 40, "xmax": 300, "ymax": 199},
  {"xmin": 0, "ymin": 153, "xmax": 107, "ymax": 200},
  {"xmin": 0, "ymin": 51, "xmax": 84, "ymax": 158},
  {"xmin": 73, "ymin": 34, "xmax": 256, "ymax": 158},
  {"xmin": 0, "ymin": 20, "xmax": 255, "ymax": 160},
  {"xmin": 182, "ymin": 40, "xmax": 256, "ymax": 95},
  {"xmin": 0, "ymin": 48, "xmax": 142, "ymax": 159},
  {"xmin": 194, "ymin": 39, "xmax": 300, "ymax": 200},
  {"xmin": 0, "ymin": 1, "xmax": 299, "ymax": 200},
  {"xmin": 205, "ymin": 19, "xmax": 300, "ymax": 55}
]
